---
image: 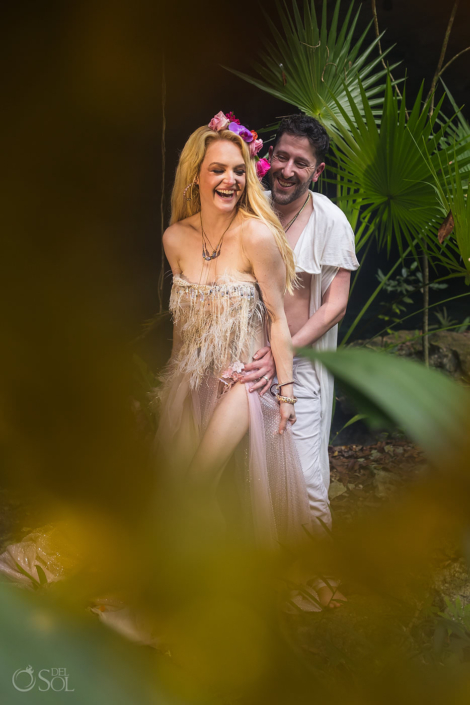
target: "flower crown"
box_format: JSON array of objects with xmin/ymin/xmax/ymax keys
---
[{"xmin": 208, "ymin": 111, "xmax": 271, "ymax": 180}]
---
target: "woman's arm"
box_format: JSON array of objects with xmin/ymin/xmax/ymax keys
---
[
  {"xmin": 242, "ymin": 220, "xmax": 295, "ymax": 435},
  {"xmin": 162, "ymin": 225, "xmax": 183, "ymax": 359},
  {"xmin": 162, "ymin": 224, "xmax": 182, "ymax": 276}
]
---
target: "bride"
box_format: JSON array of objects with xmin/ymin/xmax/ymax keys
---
[
  {"xmin": 155, "ymin": 111, "xmax": 336, "ymax": 606},
  {"xmin": 0, "ymin": 112, "xmax": 341, "ymax": 625}
]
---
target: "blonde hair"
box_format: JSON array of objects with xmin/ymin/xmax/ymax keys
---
[{"xmin": 170, "ymin": 126, "xmax": 296, "ymax": 293}]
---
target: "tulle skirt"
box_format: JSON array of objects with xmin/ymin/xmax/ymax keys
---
[{"xmin": 155, "ymin": 370, "xmax": 313, "ymax": 551}]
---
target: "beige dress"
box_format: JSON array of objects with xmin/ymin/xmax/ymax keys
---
[{"xmin": 155, "ymin": 274, "xmax": 313, "ymax": 550}]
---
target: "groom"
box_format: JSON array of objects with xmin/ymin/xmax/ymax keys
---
[{"xmin": 243, "ymin": 115, "xmax": 359, "ymax": 525}]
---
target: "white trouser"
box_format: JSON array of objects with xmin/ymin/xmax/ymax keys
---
[
  {"xmin": 275, "ymin": 357, "xmax": 337, "ymax": 592},
  {"xmin": 275, "ymin": 356, "xmax": 331, "ymax": 531}
]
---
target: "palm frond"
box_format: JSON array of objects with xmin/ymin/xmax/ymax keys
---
[
  {"xmin": 423, "ymin": 143, "xmax": 470, "ymax": 283},
  {"xmin": 224, "ymin": 0, "xmax": 398, "ymax": 133},
  {"xmin": 439, "ymin": 79, "xmax": 470, "ymax": 178},
  {"xmin": 326, "ymin": 75, "xmax": 470, "ymax": 259}
]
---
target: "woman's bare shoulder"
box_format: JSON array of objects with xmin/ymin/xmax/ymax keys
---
[
  {"xmin": 163, "ymin": 215, "xmax": 198, "ymax": 247},
  {"xmin": 241, "ymin": 217, "xmax": 277, "ymax": 250}
]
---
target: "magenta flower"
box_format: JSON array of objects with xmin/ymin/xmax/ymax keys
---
[
  {"xmin": 228, "ymin": 122, "xmax": 254, "ymax": 142},
  {"xmin": 225, "ymin": 111, "xmax": 241, "ymax": 125},
  {"xmin": 256, "ymin": 158, "xmax": 271, "ymax": 179}
]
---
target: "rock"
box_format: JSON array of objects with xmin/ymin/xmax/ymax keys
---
[
  {"xmin": 372, "ymin": 468, "xmax": 401, "ymax": 498},
  {"xmin": 350, "ymin": 330, "xmax": 470, "ymax": 381},
  {"xmin": 329, "ymin": 481, "xmax": 348, "ymax": 500},
  {"xmin": 433, "ymin": 559, "xmax": 470, "ymax": 608}
]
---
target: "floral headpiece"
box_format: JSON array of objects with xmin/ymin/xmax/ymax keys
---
[{"xmin": 208, "ymin": 111, "xmax": 271, "ymax": 180}]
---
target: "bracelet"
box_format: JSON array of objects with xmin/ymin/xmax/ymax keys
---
[
  {"xmin": 276, "ymin": 394, "xmax": 297, "ymax": 405},
  {"xmin": 277, "ymin": 380, "xmax": 295, "ymax": 389},
  {"xmin": 270, "ymin": 380, "xmax": 295, "ymax": 397}
]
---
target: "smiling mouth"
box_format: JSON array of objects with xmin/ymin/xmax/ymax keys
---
[
  {"xmin": 276, "ymin": 177, "xmax": 296, "ymax": 188},
  {"xmin": 215, "ymin": 189, "xmax": 237, "ymax": 199}
]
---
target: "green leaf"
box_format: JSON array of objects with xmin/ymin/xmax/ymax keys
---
[
  {"xmin": 421, "ymin": 140, "xmax": 470, "ymax": 281},
  {"xmin": 224, "ymin": 0, "xmax": 396, "ymax": 134},
  {"xmin": 326, "ymin": 75, "xmax": 470, "ymax": 264},
  {"xmin": 0, "ymin": 582, "xmax": 173, "ymax": 704},
  {"xmin": 299, "ymin": 347, "xmax": 470, "ymax": 465}
]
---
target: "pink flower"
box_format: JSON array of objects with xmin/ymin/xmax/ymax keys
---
[
  {"xmin": 256, "ymin": 158, "xmax": 271, "ymax": 179},
  {"xmin": 226, "ymin": 111, "xmax": 240, "ymax": 125},
  {"xmin": 249, "ymin": 138, "xmax": 263, "ymax": 157},
  {"xmin": 208, "ymin": 111, "xmax": 230, "ymax": 131}
]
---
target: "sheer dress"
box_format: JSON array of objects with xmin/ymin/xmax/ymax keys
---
[{"xmin": 154, "ymin": 274, "xmax": 313, "ymax": 550}]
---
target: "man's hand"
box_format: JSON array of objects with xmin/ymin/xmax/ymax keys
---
[{"xmin": 242, "ymin": 347, "xmax": 276, "ymax": 395}]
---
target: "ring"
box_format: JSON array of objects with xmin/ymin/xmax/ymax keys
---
[{"xmin": 262, "ymin": 375, "xmax": 270, "ymax": 383}]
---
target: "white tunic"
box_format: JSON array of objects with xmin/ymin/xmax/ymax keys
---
[{"xmin": 267, "ymin": 190, "xmax": 360, "ymax": 488}]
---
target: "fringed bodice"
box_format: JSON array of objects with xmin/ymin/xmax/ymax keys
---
[{"xmin": 168, "ymin": 275, "xmax": 265, "ymax": 389}]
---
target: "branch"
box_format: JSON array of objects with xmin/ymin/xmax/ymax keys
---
[
  {"xmin": 158, "ymin": 53, "xmax": 166, "ymax": 315},
  {"xmin": 371, "ymin": 0, "xmax": 406, "ymax": 112},
  {"xmin": 371, "ymin": 0, "xmax": 384, "ymax": 60},
  {"xmin": 438, "ymin": 45, "xmax": 470, "ymax": 78},
  {"xmin": 426, "ymin": 0, "xmax": 461, "ymax": 113}
]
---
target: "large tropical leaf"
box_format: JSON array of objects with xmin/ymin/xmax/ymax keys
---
[
  {"xmin": 225, "ymin": 0, "xmax": 398, "ymax": 133},
  {"xmin": 300, "ymin": 347, "xmax": 470, "ymax": 466},
  {"xmin": 327, "ymin": 76, "xmax": 470, "ymax": 258},
  {"xmin": 0, "ymin": 582, "xmax": 174, "ymax": 704}
]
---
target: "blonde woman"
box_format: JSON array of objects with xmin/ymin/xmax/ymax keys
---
[{"xmin": 157, "ymin": 112, "xmax": 338, "ymax": 607}]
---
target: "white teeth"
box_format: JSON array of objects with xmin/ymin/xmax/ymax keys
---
[
  {"xmin": 278, "ymin": 179, "xmax": 294, "ymax": 187},
  {"xmin": 217, "ymin": 189, "xmax": 234, "ymax": 195}
]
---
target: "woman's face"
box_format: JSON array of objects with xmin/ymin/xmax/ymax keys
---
[{"xmin": 198, "ymin": 139, "xmax": 246, "ymax": 214}]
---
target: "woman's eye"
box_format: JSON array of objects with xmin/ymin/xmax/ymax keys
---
[{"xmin": 235, "ymin": 171, "xmax": 246, "ymax": 177}]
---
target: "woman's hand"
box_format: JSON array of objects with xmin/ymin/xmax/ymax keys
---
[{"xmin": 279, "ymin": 402, "xmax": 296, "ymax": 435}]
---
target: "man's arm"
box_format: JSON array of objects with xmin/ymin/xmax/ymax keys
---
[
  {"xmin": 243, "ymin": 268, "xmax": 351, "ymax": 392},
  {"xmin": 291, "ymin": 268, "xmax": 350, "ymax": 348}
]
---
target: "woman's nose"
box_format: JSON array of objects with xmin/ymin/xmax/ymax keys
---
[{"xmin": 223, "ymin": 172, "xmax": 236, "ymax": 186}]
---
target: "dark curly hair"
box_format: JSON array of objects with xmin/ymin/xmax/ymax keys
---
[{"xmin": 272, "ymin": 114, "xmax": 330, "ymax": 164}]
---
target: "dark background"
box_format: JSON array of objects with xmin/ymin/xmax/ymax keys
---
[{"xmin": 4, "ymin": 0, "xmax": 470, "ymax": 369}]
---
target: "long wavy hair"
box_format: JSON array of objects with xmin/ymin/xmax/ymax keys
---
[{"xmin": 170, "ymin": 126, "xmax": 296, "ymax": 293}]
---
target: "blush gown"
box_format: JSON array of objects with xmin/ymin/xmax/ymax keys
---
[
  {"xmin": 0, "ymin": 273, "xmax": 321, "ymax": 641},
  {"xmin": 154, "ymin": 274, "xmax": 314, "ymax": 550}
]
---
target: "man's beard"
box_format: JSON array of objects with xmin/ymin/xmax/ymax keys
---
[{"xmin": 269, "ymin": 171, "xmax": 311, "ymax": 205}]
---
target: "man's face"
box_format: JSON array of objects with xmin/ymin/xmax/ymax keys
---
[{"xmin": 269, "ymin": 133, "xmax": 325, "ymax": 205}]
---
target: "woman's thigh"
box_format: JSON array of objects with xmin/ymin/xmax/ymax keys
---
[{"xmin": 187, "ymin": 381, "xmax": 250, "ymax": 487}]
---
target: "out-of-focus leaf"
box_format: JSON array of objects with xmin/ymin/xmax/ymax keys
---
[
  {"xmin": 0, "ymin": 582, "xmax": 174, "ymax": 704},
  {"xmin": 300, "ymin": 347, "xmax": 470, "ymax": 465}
]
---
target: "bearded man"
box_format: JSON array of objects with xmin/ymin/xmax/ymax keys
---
[{"xmin": 243, "ymin": 114, "xmax": 359, "ymax": 529}]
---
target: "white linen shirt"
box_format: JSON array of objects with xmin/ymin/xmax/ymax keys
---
[{"xmin": 266, "ymin": 190, "xmax": 360, "ymax": 488}]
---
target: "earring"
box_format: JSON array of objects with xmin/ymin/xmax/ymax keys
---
[{"xmin": 183, "ymin": 181, "xmax": 198, "ymax": 201}]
